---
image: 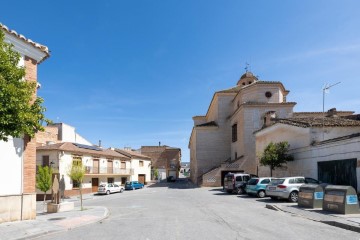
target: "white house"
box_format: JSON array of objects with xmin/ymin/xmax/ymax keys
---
[
  {"xmin": 36, "ymin": 122, "xmax": 92, "ymax": 146},
  {"xmin": 114, "ymin": 148, "xmax": 152, "ymax": 184},
  {"xmin": 36, "ymin": 143, "xmax": 131, "ymax": 198},
  {"xmin": 0, "ymin": 23, "xmax": 50, "ymax": 223},
  {"xmin": 255, "ymin": 110, "xmax": 360, "ymax": 192}
]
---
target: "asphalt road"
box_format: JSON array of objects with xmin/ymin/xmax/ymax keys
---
[{"xmin": 36, "ymin": 179, "xmax": 360, "ymax": 240}]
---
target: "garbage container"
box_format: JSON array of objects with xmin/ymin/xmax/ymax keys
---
[
  {"xmin": 323, "ymin": 185, "xmax": 359, "ymax": 214},
  {"xmin": 298, "ymin": 184, "xmax": 324, "ymax": 208}
]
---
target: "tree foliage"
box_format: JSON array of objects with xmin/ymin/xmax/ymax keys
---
[
  {"xmin": 0, "ymin": 30, "xmax": 49, "ymax": 141},
  {"xmin": 36, "ymin": 165, "xmax": 52, "ymax": 211},
  {"xmin": 259, "ymin": 141, "xmax": 294, "ymax": 176},
  {"xmin": 67, "ymin": 163, "xmax": 86, "ymax": 210}
]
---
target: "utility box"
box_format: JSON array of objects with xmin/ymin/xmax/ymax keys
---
[
  {"xmin": 323, "ymin": 185, "xmax": 359, "ymax": 214},
  {"xmin": 298, "ymin": 184, "xmax": 324, "ymax": 208}
]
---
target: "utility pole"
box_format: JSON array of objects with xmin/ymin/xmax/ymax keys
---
[{"xmin": 322, "ymin": 82, "xmax": 341, "ymax": 140}]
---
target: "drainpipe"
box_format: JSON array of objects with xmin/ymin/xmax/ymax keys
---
[{"xmin": 20, "ymin": 137, "xmax": 24, "ymax": 221}]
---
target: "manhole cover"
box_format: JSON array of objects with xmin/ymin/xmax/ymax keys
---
[{"xmin": 48, "ymin": 217, "xmax": 66, "ymax": 221}]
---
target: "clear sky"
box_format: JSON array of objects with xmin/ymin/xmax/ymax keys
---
[{"xmin": 2, "ymin": 0, "xmax": 360, "ymax": 161}]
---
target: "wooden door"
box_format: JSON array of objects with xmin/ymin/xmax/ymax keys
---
[
  {"xmin": 138, "ymin": 174, "xmax": 145, "ymax": 184},
  {"xmin": 92, "ymin": 178, "xmax": 99, "ymax": 192}
]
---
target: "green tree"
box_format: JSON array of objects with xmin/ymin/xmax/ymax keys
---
[
  {"xmin": 0, "ymin": 30, "xmax": 49, "ymax": 141},
  {"xmin": 36, "ymin": 165, "xmax": 53, "ymax": 212},
  {"xmin": 67, "ymin": 163, "xmax": 86, "ymax": 210},
  {"xmin": 259, "ymin": 141, "xmax": 294, "ymax": 177}
]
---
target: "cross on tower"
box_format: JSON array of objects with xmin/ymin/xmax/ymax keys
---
[{"xmin": 244, "ymin": 62, "xmax": 250, "ymax": 73}]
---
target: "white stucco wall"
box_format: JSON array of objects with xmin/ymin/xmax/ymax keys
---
[
  {"xmin": 130, "ymin": 159, "xmax": 151, "ymax": 182},
  {"xmin": 0, "ymin": 138, "xmax": 23, "ymax": 195}
]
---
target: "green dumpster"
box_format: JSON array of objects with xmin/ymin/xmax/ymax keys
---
[
  {"xmin": 323, "ymin": 185, "xmax": 359, "ymax": 214},
  {"xmin": 298, "ymin": 184, "xmax": 324, "ymax": 208}
]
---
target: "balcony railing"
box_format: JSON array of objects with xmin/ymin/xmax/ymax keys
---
[{"xmin": 85, "ymin": 166, "xmax": 133, "ymax": 175}]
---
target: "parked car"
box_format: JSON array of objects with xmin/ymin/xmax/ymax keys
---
[
  {"xmin": 224, "ymin": 173, "xmax": 257, "ymax": 194},
  {"xmin": 98, "ymin": 183, "xmax": 124, "ymax": 195},
  {"xmin": 125, "ymin": 181, "xmax": 144, "ymax": 190},
  {"xmin": 265, "ymin": 176, "xmax": 321, "ymax": 202},
  {"xmin": 245, "ymin": 177, "xmax": 272, "ymax": 198},
  {"xmin": 167, "ymin": 176, "xmax": 176, "ymax": 182}
]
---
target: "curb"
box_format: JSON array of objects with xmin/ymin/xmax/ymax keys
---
[
  {"xmin": 24, "ymin": 206, "xmax": 109, "ymax": 240},
  {"xmin": 266, "ymin": 204, "xmax": 360, "ymax": 234}
]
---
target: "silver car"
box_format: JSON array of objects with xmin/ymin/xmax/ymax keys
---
[{"xmin": 265, "ymin": 177, "xmax": 306, "ymax": 202}]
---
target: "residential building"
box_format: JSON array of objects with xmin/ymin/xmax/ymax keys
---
[
  {"xmin": 114, "ymin": 148, "xmax": 152, "ymax": 184},
  {"xmin": 189, "ymin": 71, "xmax": 296, "ymax": 187},
  {"xmin": 36, "ymin": 143, "xmax": 131, "ymax": 199},
  {"xmin": 255, "ymin": 109, "xmax": 360, "ymax": 191},
  {"xmin": 36, "ymin": 122, "xmax": 92, "ymax": 146},
  {"xmin": 140, "ymin": 145, "xmax": 181, "ymax": 180},
  {"xmin": 0, "ymin": 23, "xmax": 50, "ymax": 223}
]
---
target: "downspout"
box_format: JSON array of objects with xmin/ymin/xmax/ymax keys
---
[{"xmin": 20, "ymin": 137, "xmax": 24, "ymax": 221}]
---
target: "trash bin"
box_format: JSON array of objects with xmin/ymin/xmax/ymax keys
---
[
  {"xmin": 298, "ymin": 184, "xmax": 324, "ymax": 208},
  {"xmin": 323, "ymin": 185, "xmax": 359, "ymax": 214}
]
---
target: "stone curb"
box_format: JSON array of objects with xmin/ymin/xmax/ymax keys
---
[
  {"xmin": 265, "ymin": 204, "xmax": 360, "ymax": 234},
  {"xmin": 14, "ymin": 206, "xmax": 109, "ymax": 240}
]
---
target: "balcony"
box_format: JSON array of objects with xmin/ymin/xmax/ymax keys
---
[{"xmin": 85, "ymin": 166, "xmax": 133, "ymax": 175}]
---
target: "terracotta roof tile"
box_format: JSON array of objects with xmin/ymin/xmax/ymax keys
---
[
  {"xmin": 0, "ymin": 23, "xmax": 50, "ymax": 62},
  {"xmin": 275, "ymin": 117, "xmax": 360, "ymax": 128},
  {"xmin": 115, "ymin": 149, "xmax": 151, "ymax": 160},
  {"xmin": 37, "ymin": 142, "xmax": 129, "ymax": 159}
]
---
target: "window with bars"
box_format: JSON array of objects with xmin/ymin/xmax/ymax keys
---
[{"xmin": 232, "ymin": 124, "xmax": 238, "ymax": 142}]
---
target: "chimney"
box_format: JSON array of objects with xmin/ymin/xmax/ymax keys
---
[
  {"xmin": 326, "ymin": 108, "xmax": 338, "ymax": 118},
  {"xmin": 263, "ymin": 111, "xmax": 276, "ymax": 127}
]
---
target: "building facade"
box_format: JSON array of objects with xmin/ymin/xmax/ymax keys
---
[
  {"xmin": 36, "ymin": 143, "xmax": 132, "ymax": 199},
  {"xmin": 115, "ymin": 148, "xmax": 152, "ymax": 184},
  {"xmin": 36, "ymin": 122, "xmax": 92, "ymax": 146},
  {"xmin": 140, "ymin": 145, "xmax": 181, "ymax": 180},
  {"xmin": 255, "ymin": 110, "xmax": 360, "ymax": 191},
  {"xmin": 0, "ymin": 23, "xmax": 50, "ymax": 223},
  {"xmin": 189, "ymin": 72, "xmax": 295, "ymax": 186}
]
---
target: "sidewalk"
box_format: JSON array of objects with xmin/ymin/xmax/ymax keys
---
[
  {"xmin": 267, "ymin": 203, "xmax": 360, "ymax": 233},
  {"xmin": 0, "ymin": 202, "xmax": 108, "ymax": 240}
]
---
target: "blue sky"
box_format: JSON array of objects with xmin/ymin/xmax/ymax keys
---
[{"xmin": 2, "ymin": 1, "xmax": 360, "ymax": 161}]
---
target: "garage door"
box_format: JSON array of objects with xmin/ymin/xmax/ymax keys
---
[
  {"xmin": 318, "ymin": 158, "xmax": 357, "ymax": 190},
  {"xmin": 168, "ymin": 170, "xmax": 177, "ymax": 178}
]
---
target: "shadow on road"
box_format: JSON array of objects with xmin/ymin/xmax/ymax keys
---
[{"xmin": 147, "ymin": 178, "xmax": 199, "ymax": 189}]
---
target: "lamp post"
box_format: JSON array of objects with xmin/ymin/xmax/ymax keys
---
[{"xmin": 322, "ymin": 82, "xmax": 341, "ymax": 140}]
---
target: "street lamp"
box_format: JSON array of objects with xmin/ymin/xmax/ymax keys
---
[{"xmin": 322, "ymin": 82, "xmax": 341, "ymax": 140}]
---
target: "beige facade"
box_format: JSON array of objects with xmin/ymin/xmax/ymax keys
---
[
  {"xmin": 189, "ymin": 72, "xmax": 295, "ymax": 186},
  {"xmin": 255, "ymin": 114, "xmax": 360, "ymax": 191},
  {"xmin": 36, "ymin": 143, "xmax": 131, "ymax": 199},
  {"xmin": 114, "ymin": 148, "xmax": 152, "ymax": 184}
]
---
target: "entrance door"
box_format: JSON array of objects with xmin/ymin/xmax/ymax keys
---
[
  {"xmin": 92, "ymin": 178, "xmax": 99, "ymax": 192},
  {"xmin": 138, "ymin": 174, "xmax": 145, "ymax": 184},
  {"xmin": 318, "ymin": 158, "xmax": 357, "ymax": 190}
]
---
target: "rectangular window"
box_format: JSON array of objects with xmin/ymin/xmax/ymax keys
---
[
  {"xmin": 232, "ymin": 124, "xmax": 238, "ymax": 142},
  {"xmin": 108, "ymin": 178, "xmax": 114, "ymax": 183},
  {"xmin": 72, "ymin": 156, "xmax": 82, "ymax": 166},
  {"xmin": 42, "ymin": 156, "xmax": 49, "ymax": 167},
  {"xmin": 121, "ymin": 162, "xmax": 126, "ymax": 169},
  {"xmin": 72, "ymin": 156, "xmax": 82, "ymax": 189},
  {"xmin": 139, "ymin": 161, "xmax": 144, "ymax": 167}
]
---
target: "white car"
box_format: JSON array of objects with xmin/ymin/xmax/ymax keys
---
[{"xmin": 98, "ymin": 183, "xmax": 124, "ymax": 195}]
